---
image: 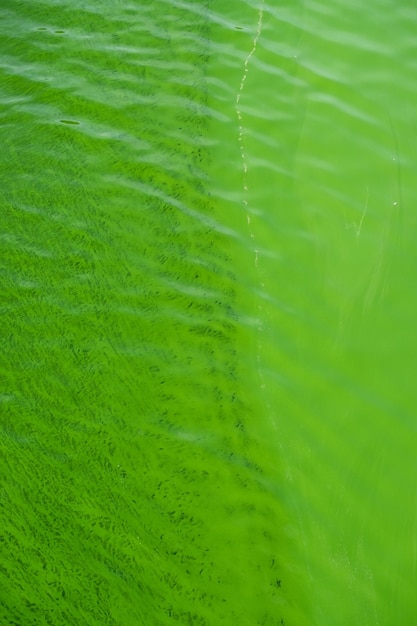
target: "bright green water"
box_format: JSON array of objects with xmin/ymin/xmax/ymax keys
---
[{"xmin": 1, "ymin": 1, "xmax": 417, "ymax": 624}]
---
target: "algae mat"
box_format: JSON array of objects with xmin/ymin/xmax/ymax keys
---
[{"xmin": 1, "ymin": 1, "xmax": 289, "ymax": 624}]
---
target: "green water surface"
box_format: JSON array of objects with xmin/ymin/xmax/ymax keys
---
[{"xmin": 1, "ymin": 0, "xmax": 417, "ymax": 624}]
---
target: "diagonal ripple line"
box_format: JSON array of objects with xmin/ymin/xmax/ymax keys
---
[
  {"xmin": 235, "ymin": 1, "xmax": 275, "ymax": 428},
  {"xmin": 235, "ymin": 1, "xmax": 264, "ymax": 254}
]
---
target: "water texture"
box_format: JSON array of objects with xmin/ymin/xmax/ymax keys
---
[{"xmin": 1, "ymin": 0, "xmax": 417, "ymax": 624}]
